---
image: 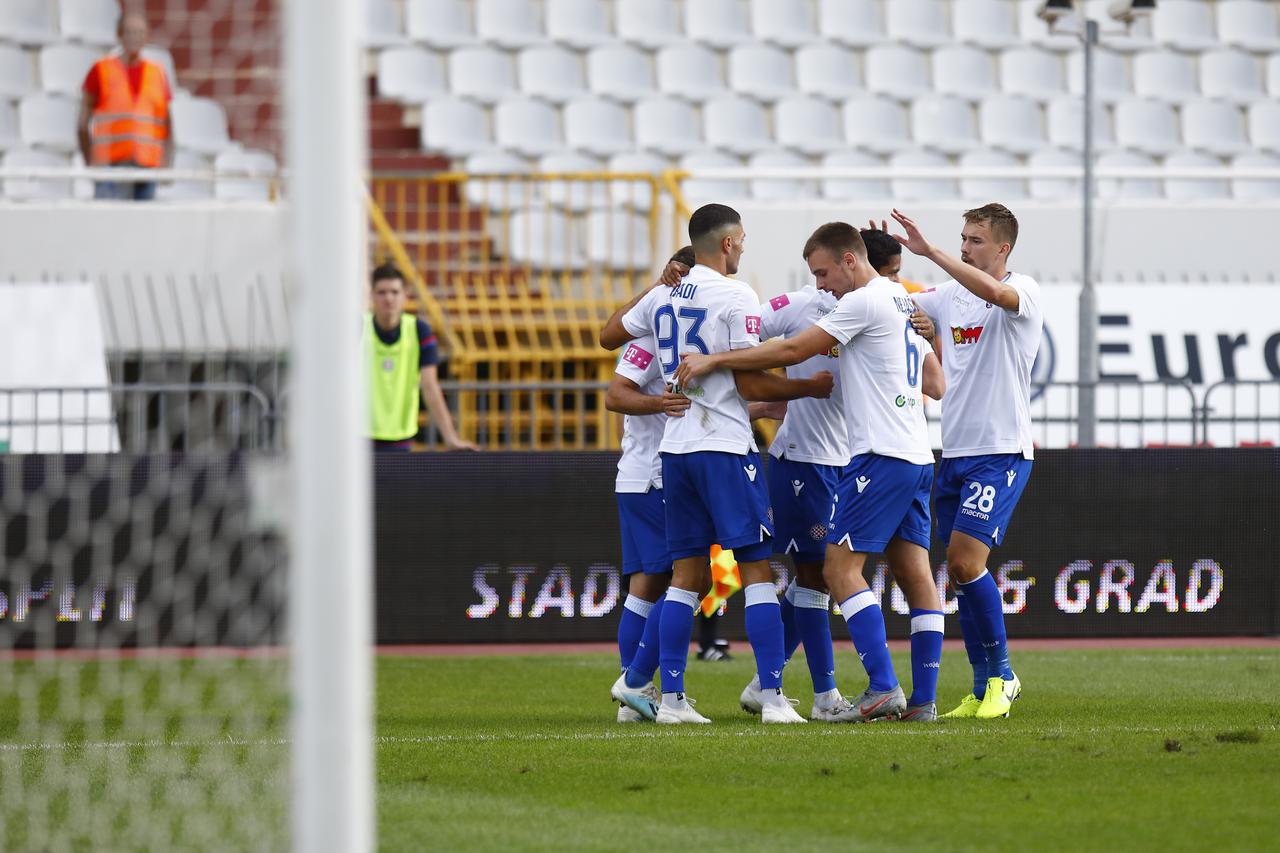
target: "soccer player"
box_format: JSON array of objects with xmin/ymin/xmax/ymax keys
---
[
  {"xmin": 676, "ymin": 222, "xmax": 948, "ymax": 722},
  {"xmin": 893, "ymin": 204, "xmax": 1043, "ymax": 720},
  {"xmin": 605, "ymin": 203, "xmax": 831, "ymax": 725}
]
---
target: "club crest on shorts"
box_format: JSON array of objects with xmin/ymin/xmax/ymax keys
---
[{"xmin": 809, "ymin": 524, "xmax": 827, "ymax": 541}]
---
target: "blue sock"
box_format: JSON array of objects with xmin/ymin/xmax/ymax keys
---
[
  {"xmin": 908, "ymin": 608, "xmax": 944, "ymax": 706},
  {"xmin": 655, "ymin": 587, "xmax": 699, "ymax": 694},
  {"xmin": 743, "ymin": 582, "xmax": 786, "ymax": 691},
  {"xmin": 793, "ymin": 584, "xmax": 837, "ymax": 694},
  {"xmin": 617, "ymin": 594, "xmax": 652, "ymax": 672},
  {"xmin": 624, "ymin": 594, "xmax": 664, "ymax": 689},
  {"xmin": 959, "ymin": 570, "xmax": 1014, "ymax": 681},
  {"xmin": 954, "ymin": 586, "xmax": 989, "ymax": 698},
  {"xmin": 840, "ymin": 590, "xmax": 897, "ymax": 693},
  {"xmin": 780, "ymin": 581, "xmax": 801, "ymax": 664}
]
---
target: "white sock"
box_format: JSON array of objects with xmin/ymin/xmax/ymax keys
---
[
  {"xmin": 813, "ymin": 688, "xmax": 841, "ymax": 708},
  {"xmin": 762, "ymin": 687, "xmax": 789, "ymax": 709},
  {"xmin": 661, "ymin": 692, "xmax": 686, "ymax": 709}
]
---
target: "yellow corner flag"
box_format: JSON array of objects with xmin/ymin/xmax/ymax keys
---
[{"xmin": 700, "ymin": 545, "xmax": 743, "ymax": 617}]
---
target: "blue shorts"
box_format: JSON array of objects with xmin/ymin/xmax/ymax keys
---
[
  {"xmin": 934, "ymin": 454, "xmax": 1033, "ymax": 547},
  {"xmin": 827, "ymin": 454, "xmax": 933, "ymax": 554},
  {"xmin": 617, "ymin": 488, "xmax": 672, "ymax": 576},
  {"xmin": 767, "ymin": 454, "xmax": 842, "ymax": 564},
  {"xmin": 660, "ymin": 450, "xmax": 773, "ymax": 562}
]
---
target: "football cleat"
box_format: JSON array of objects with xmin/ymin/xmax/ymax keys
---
[
  {"xmin": 940, "ymin": 693, "xmax": 983, "ymax": 719},
  {"xmin": 975, "ymin": 674, "xmax": 1022, "ymax": 719},
  {"xmin": 655, "ymin": 694, "xmax": 712, "ymax": 724},
  {"xmin": 611, "ymin": 673, "xmax": 658, "ymax": 721},
  {"xmin": 739, "ymin": 677, "xmax": 765, "ymax": 715},
  {"xmin": 897, "ymin": 702, "xmax": 939, "ymax": 722},
  {"xmin": 617, "ymin": 704, "xmax": 643, "ymax": 723},
  {"xmin": 762, "ymin": 696, "xmax": 808, "ymax": 724},
  {"xmin": 844, "ymin": 685, "xmax": 907, "ymax": 722},
  {"xmin": 811, "ymin": 695, "xmax": 862, "ymax": 723}
]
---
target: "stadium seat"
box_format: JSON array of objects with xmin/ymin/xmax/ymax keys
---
[
  {"xmin": 518, "ymin": 46, "xmax": 587, "ymax": 104},
  {"xmin": 494, "ymin": 98, "xmax": 563, "ymax": 157},
  {"xmin": 156, "ymin": 148, "xmax": 213, "ymax": 201},
  {"xmin": 616, "ymin": 0, "xmax": 683, "ymax": 50},
  {"xmin": 1163, "ymin": 151, "xmax": 1230, "ymax": 201},
  {"xmin": 376, "ymin": 47, "xmax": 447, "ymax": 102},
  {"xmin": 1114, "ymin": 99, "xmax": 1180, "ymax": 156},
  {"xmin": 959, "ymin": 149, "xmax": 1026, "ymax": 201},
  {"xmin": 0, "ymin": 101, "xmax": 20, "ymax": 152},
  {"xmin": 980, "ymin": 95, "xmax": 1045, "ymax": 155},
  {"xmin": 586, "ymin": 44, "xmax": 653, "ymax": 102},
  {"xmin": 1199, "ymin": 50, "xmax": 1265, "ymax": 104},
  {"xmin": 889, "ymin": 149, "xmax": 957, "ymax": 200},
  {"xmin": 1150, "ymin": 0, "xmax": 1217, "ymax": 53},
  {"xmin": 1133, "ymin": 51, "xmax": 1198, "ymax": 103},
  {"xmin": 421, "ymin": 98, "xmax": 491, "ymax": 156},
  {"xmin": 538, "ymin": 152, "xmax": 607, "ymax": 210},
  {"xmin": 748, "ymin": 150, "xmax": 817, "ymax": 201},
  {"xmin": 887, "ymin": 0, "xmax": 951, "ymax": 50},
  {"xmin": 1027, "ymin": 148, "xmax": 1080, "ymax": 200},
  {"xmin": 679, "ymin": 150, "xmax": 748, "ymax": 201},
  {"xmin": 703, "ymin": 96, "xmax": 772, "ymax": 156},
  {"xmin": 1217, "ymin": 0, "xmax": 1280, "ymax": 54},
  {"xmin": 1, "ymin": 148, "xmax": 71, "ymax": 200},
  {"xmin": 795, "ymin": 44, "xmax": 863, "ymax": 99},
  {"xmin": 18, "ymin": 94, "xmax": 78, "ymax": 153},
  {"xmin": 1181, "ymin": 99, "xmax": 1250, "ymax": 156},
  {"xmin": 842, "ymin": 96, "xmax": 910, "ymax": 155},
  {"xmin": 999, "ymin": 48, "xmax": 1065, "ymax": 101},
  {"xmin": 38, "ymin": 44, "xmax": 101, "ymax": 99},
  {"xmin": 214, "ymin": 147, "xmax": 277, "ymax": 202},
  {"xmin": 1046, "ymin": 96, "xmax": 1114, "ymax": 152},
  {"xmin": 775, "ymin": 96, "xmax": 844, "ymax": 155},
  {"xmin": 1080, "ymin": 1, "xmax": 1154, "ymax": 53},
  {"xmin": 586, "ymin": 210, "xmax": 652, "ymax": 269},
  {"xmin": 819, "ymin": 150, "xmax": 889, "ymax": 199},
  {"xmin": 1231, "ymin": 152, "xmax": 1280, "ymax": 201},
  {"xmin": 728, "ymin": 45, "xmax": 796, "ymax": 103},
  {"xmin": 864, "ymin": 46, "xmax": 931, "ymax": 102},
  {"xmin": 405, "ymin": 0, "xmax": 478, "ymax": 48},
  {"xmin": 364, "ymin": 0, "xmax": 405, "ymax": 47},
  {"xmin": 545, "ymin": 0, "xmax": 613, "ymax": 50},
  {"xmin": 476, "ymin": 0, "xmax": 544, "ymax": 49},
  {"xmin": 1270, "ymin": 55, "xmax": 1280, "ymax": 96},
  {"xmin": 633, "ymin": 96, "xmax": 702, "ymax": 156},
  {"xmin": 59, "ymin": 0, "xmax": 120, "ymax": 47},
  {"xmin": 911, "ymin": 96, "xmax": 979, "ymax": 155},
  {"xmin": 0, "ymin": 0, "xmax": 59, "ymax": 47},
  {"xmin": 750, "ymin": 0, "xmax": 818, "ymax": 49},
  {"xmin": 686, "ymin": 0, "xmax": 754, "ymax": 49},
  {"xmin": 656, "ymin": 45, "xmax": 726, "ymax": 102},
  {"xmin": 817, "ymin": 0, "xmax": 884, "ymax": 48},
  {"xmin": 448, "ymin": 47, "xmax": 517, "ymax": 104},
  {"xmin": 1096, "ymin": 150, "xmax": 1160, "ymax": 199},
  {"xmin": 507, "ymin": 210, "xmax": 587, "ymax": 270},
  {"xmin": 953, "ymin": 0, "xmax": 1020, "ymax": 49},
  {"xmin": 460, "ymin": 151, "xmax": 535, "ymax": 208},
  {"xmin": 1248, "ymin": 100, "xmax": 1280, "ymax": 154},
  {"xmin": 1017, "ymin": 0, "xmax": 1078, "ymax": 52},
  {"xmin": 169, "ymin": 96, "xmax": 231, "ymax": 155},
  {"xmin": 1066, "ymin": 49, "xmax": 1130, "ymax": 104},
  {"xmin": 0, "ymin": 44, "xmax": 36, "ymax": 100},
  {"xmin": 606, "ymin": 151, "xmax": 668, "ymax": 210},
  {"xmin": 932, "ymin": 46, "xmax": 998, "ymax": 101},
  {"xmin": 563, "ymin": 97, "xmax": 632, "ymax": 156}
]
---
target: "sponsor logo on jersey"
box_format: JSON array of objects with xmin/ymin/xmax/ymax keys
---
[
  {"xmin": 825, "ymin": 344, "xmax": 840, "ymax": 358},
  {"xmin": 951, "ymin": 325, "xmax": 985, "ymax": 345},
  {"xmin": 622, "ymin": 343, "xmax": 654, "ymax": 369},
  {"xmin": 745, "ymin": 315, "xmax": 762, "ymax": 336},
  {"xmin": 768, "ymin": 294, "xmax": 790, "ymax": 311},
  {"xmin": 895, "ymin": 394, "xmax": 920, "ymax": 409}
]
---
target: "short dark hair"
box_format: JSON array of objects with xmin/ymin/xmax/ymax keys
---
[
  {"xmin": 802, "ymin": 222, "xmax": 866, "ymax": 262},
  {"xmin": 670, "ymin": 245, "xmax": 695, "ymax": 268},
  {"xmin": 964, "ymin": 203, "xmax": 1019, "ymax": 251},
  {"xmin": 371, "ymin": 262, "xmax": 404, "ymax": 289},
  {"xmin": 860, "ymin": 229, "xmax": 901, "ymax": 273},
  {"xmin": 688, "ymin": 203, "xmax": 741, "ymax": 248}
]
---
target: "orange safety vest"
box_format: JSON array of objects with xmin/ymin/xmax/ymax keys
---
[{"xmin": 89, "ymin": 57, "xmax": 170, "ymax": 168}]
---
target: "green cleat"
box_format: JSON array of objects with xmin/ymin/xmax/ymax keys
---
[
  {"xmin": 975, "ymin": 674, "xmax": 1022, "ymax": 719},
  {"xmin": 940, "ymin": 693, "xmax": 983, "ymax": 719}
]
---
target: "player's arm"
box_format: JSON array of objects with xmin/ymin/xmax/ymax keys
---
[
  {"xmin": 598, "ymin": 256, "xmax": 691, "ymax": 350},
  {"xmin": 674, "ymin": 325, "xmax": 839, "ymax": 386},
  {"xmin": 922, "ymin": 351, "xmax": 945, "ymax": 401},
  {"xmin": 733, "ymin": 368, "xmax": 833, "ymax": 402},
  {"xmin": 891, "ymin": 209, "xmax": 1020, "ymax": 312},
  {"xmin": 605, "ymin": 374, "xmax": 691, "ymax": 419},
  {"xmin": 910, "ymin": 306, "xmax": 943, "ymax": 361},
  {"xmin": 419, "ymin": 365, "xmax": 479, "ymax": 451},
  {"xmin": 748, "ymin": 401, "xmax": 787, "ymax": 420}
]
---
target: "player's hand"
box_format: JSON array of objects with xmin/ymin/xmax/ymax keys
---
[
  {"xmin": 807, "ymin": 371, "xmax": 834, "ymax": 399},
  {"xmin": 445, "ymin": 438, "xmax": 481, "ymax": 451},
  {"xmin": 909, "ymin": 307, "xmax": 935, "ymax": 342},
  {"xmin": 674, "ymin": 352, "xmax": 716, "ymax": 386},
  {"xmin": 864, "ymin": 218, "xmax": 889, "ymax": 233},
  {"xmin": 661, "ymin": 387, "xmax": 691, "ymax": 418},
  {"xmin": 659, "ymin": 259, "xmax": 690, "ymax": 287},
  {"xmin": 890, "ymin": 209, "xmax": 934, "ymax": 257}
]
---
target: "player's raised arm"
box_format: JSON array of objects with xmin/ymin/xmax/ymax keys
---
[
  {"xmin": 890, "ymin": 209, "xmax": 1021, "ymax": 312},
  {"xmin": 674, "ymin": 325, "xmax": 839, "ymax": 386},
  {"xmin": 733, "ymin": 368, "xmax": 833, "ymax": 402}
]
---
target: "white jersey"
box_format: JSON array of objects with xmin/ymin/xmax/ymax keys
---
[
  {"xmin": 621, "ymin": 265, "xmax": 761, "ymax": 456},
  {"xmin": 912, "ymin": 272, "xmax": 1043, "ymax": 460},
  {"xmin": 815, "ymin": 277, "xmax": 934, "ymax": 466},
  {"xmin": 759, "ymin": 286, "xmax": 851, "ymax": 467},
  {"xmin": 614, "ymin": 332, "xmax": 665, "ymax": 493}
]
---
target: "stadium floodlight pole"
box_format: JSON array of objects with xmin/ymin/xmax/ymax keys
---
[
  {"xmin": 1078, "ymin": 17, "xmax": 1099, "ymax": 448},
  {"xmin": 285, "ymin": 0, "xmax": 373, "ymax": 851}
]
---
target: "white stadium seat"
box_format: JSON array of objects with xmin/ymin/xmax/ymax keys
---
[
  {"xmin": 364, "ymin": 0, "xmax": 405, "ymax": 47},
  {"xmin": 751, "ymin": 0, "xmax": 818, "ymax": 49},
  {"xmin": 1114, "ymin": 99, "xmax": 1180, "ymax": 156},
  {"xmin": 518, "ymin": 46, "xmax": 586, "ymax": 103},
  {"xmin": 460, "ymin": 151, "xmax": 535, "ymax": 209},
  {"xmin": 818, "ymin": 0, "xmax": 884, "ymax": 48},
  {"xmin": 703, "ymin": 96, "xmax": 772, "ymax": 156},
  {"xmin": 1027, "ymin": 148, "xmax": 1080, "ymax": 200},
  {"xmin": 0, "ymin": 0, "xmax": 59, "ymax": 47},
  {"xmin": 1181, "ymin": 99, "xmax": 1250, "ymax": 156},
  {"xmin": 1133, "ymin": 51, "xmax": 1198, "ymax": 103},
  {"xmin": 1096, "ymin": 150, "xmax": 1161, "ymax": 200},
  {"xmin": 2, "ymin": 148, "xmax": 71, "ymax": 200},
  {"xmin": 728, "ymin": 45, "xmax": 797, "ymax": 103},
  {"xmin": 18, "ymin": 94, "xmax": 79, "ymax": 153},
  {"xmin": 887, "ymin": 0, "xmax": 951, "ymax": 50},
  {"xmin": 587, "ymin": 45, "xmax": 653, "ymax": 103},
  {"xmin": 959, "ymin": 149, "xmax": 1026, "ymax": 202},
  {"xmin": 656, "ymin": 45, "xmax": 726, "ymax": 102},
  {"xmin": 820, "ymin": 150, "xmax": 889, "ymax": 199},
  {"xmin": 1163, "ymin": 151, "xmax": 1230, "ymax": 202},
  {"xmin": 157, "ymin": 149, "xmax": 213, "ymax": 201},
  {"xmin": 563, "ymin": 97, "xmax": 632, "ymax": 156},
  {"xmin": 449, "ymin": 47, "xmax": 516, "ymax": 104},
  {"xmin": 0, "ymin": 101, "xmax": 20, "ymax": 151},
  {"xmin": 1067, "ymin": 49, "xmax": 1130, "ymax": 104},
  {"xmin": 421, "ymin": 98, "xmax": 491, "ymax": 155},
  {"xmin": 1199, "ymin": 50, "xmax": 1264, "ymax": 105},
  {"xmin": 606, "ymin": 151, "xmax": 669, "ymax": 210},
  {"xmin": 0, "ymin": 44, "xmax": 36, "ymax": 100},
  {"xmin": 475, "ymin": 0, "xmax": 544, "ymax": 49},
  {"xmin": 214, "ymin": 147, "xmax": 277, "ymax": 202},
  {"xmin": 633, "ymin": 96, "xmax": 702, "ymax": 156},
  {"xmin": 1017, "ymin": 0, "xmax": 1078, "ymax": 52},
  {"xmin": 508, "ymin": 210, "xmax": 587, "ymax": 269},
  {"xmin": 775, "ymin": 96, "xmax": 844, "ymax": 155},
  {"xmin": 616, "ymin": 0, "xmax": 683, "ymax": 50},
  {"xmin": 405, "ymin": 0, "xmax": 478, "ymax": 48},
  {"xmin": 538, "ymin": 152, "xmax": 607, "ymax": 210},
  {"xmin": 953, "ymin": 0, "xmax": 1020, "ymax": 49},
  {"xmin": 39, "ymin": 44, "xmax": 103, "ymax": 98},
  {"xmin": 748, "ymin": 150, "xmax": 817, "ymax": 201},
  {"xmin": 932, "ymin": 46, "xmax": 997, "ymax": 101},
  {"xmin": 1217, "ymin": 0, "xmax": 1280, "ymax": 54},
  {"xmin": 1248, "ymin": 100, "xmax": 1280, "ymax": 154},
  {"xmin": 686, "ymin": 0, "xmax": 754, "ymax": 49},
  {"xmin": 169, "ymin": 96, "xmax": 231, "ymax": 155},
  {"xmin": 1046, "ymin": 97, "xmax": 1114, "ymax": 152},
  {"xmin": 59, "ymin": 0, "xmax": 121, "ymax": 47},
  {"xmin": 864, "ymin": 46, "xmax": 931, "ymax": 102},
  {"xmin": 843, "ymin": 96, "xmax": 911, "ymax": 155},
  {"xmin": 494, "ymin": 98, "xmax": 562, "ymax": 157},
  {"xmin": 376, "ymin": 47, "xmax": 446, "ymax": 102},
  {"xmin": 1151, "ymin": 0, "xmax": 1217, "ymax": 53},
  {"xmin": 587, "ymin": 210, "xmax": 652, "ymax": 269},
  {"xmin": 1231, "ymin": 152, "xmax": 1280, "ymax": 201},
  {"xmin": 980, "ymin": 95, "xmax": 1046, "ymax": 155},
  {"xmin": 889, "ymin": 149, "xmax": 957, "ymax": 201},
  {"xmin": 680, "ymin": 150, "xmax": 748, "ymax": 202},
  {"xmin": 1270, "ymin": 56, "xmax": 1280, "ymax": 96},
  {"xmin": 911, "ymin": 96, "xmax": 978, "ymax": 155},
  {"xmin": 1000, "ymin": 48, "xmax": 1065, "ymax": 101},
  {"xmin": 795, "ymin": 44, "xmax": 863, "ymax": 99},
  {"xmin": 545, "ymin": 0, "xmax": 613, "ymax": 49}
]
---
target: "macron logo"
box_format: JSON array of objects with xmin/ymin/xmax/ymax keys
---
[
  {"xmin": 622, "ymin": 344, "xmax": 653, "ymax": 370},
  {"xmin": 855, "ymin": 476, "xmax": 871, "ymax": 493},
  {"xmin": 745, "ymin": 315, "xmax": 762, "ymax": 336},
  {"xmin": 768, "ymin": 294, "xmax": 790, "ymax": 311},
  {"xmin": 791, "ymin": 479, "xmax": 804, "ymax": 496},
  {"xmin": 1006, "ymin": 470, "xmax": 1017, "ymax": 487},
  {"xmin": 667, "ymin": 670, "xmax": 681, "ymax": 678},
  {"xmin": 744, "ymin": 464, "xmax": 758, "ymax": 482}
]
